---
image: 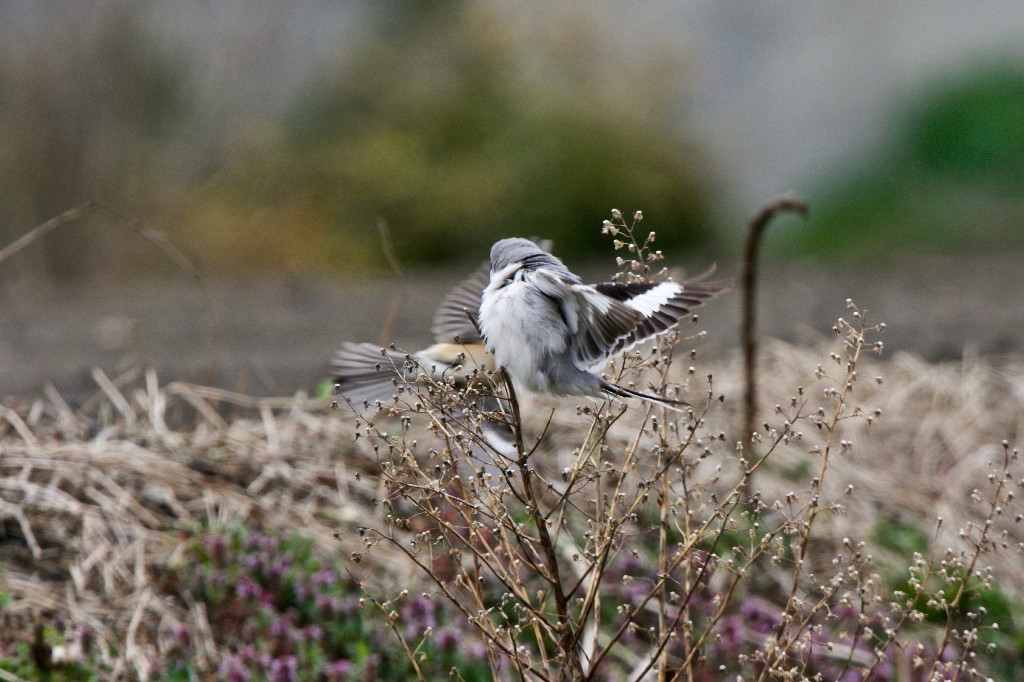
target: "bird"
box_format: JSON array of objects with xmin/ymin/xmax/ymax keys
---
[
  {"xmin": 478, "ymin": 237, "xmax": 726, "ymax": 407},
  {"xmin": 331, "ymin": 263, "xmax": 513, "ymax": 445}
]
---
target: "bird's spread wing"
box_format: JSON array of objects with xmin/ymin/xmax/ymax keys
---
[
  {"xmin": 531, "ymin": 269, "xmax": 644, "ymax": 370},
  {"xmin": 594, "ymin": 279, "xmax": 729, "ymax": 360},
  {"xmin": 430, "ymin": 262, "xmax": 491, "ymax": 344}
]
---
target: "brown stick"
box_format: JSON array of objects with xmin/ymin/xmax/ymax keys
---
[{"xmin": 740, "ymin": 194, "xmax": 808, "ymax": 451}]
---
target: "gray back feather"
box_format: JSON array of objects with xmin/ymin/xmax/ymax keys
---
[{"xmin": 489, "ymin": 238, "xmax": 579, "ymax": 282}]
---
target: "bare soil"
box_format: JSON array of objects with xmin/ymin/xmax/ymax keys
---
[{"xmin": 1, "ymin": 253, "xmax": 1020, "ymax": 403}]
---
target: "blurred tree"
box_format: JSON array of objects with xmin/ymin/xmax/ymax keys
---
[
  {"xmin": 906, "ymin": 66, "xmax": 1024, "ymax": 188},
  {"xmin": 0, "ymin": 2, "xmax": 189, "ymax": 280},
  {"xmin": 191, "ymin": 1, "xmax": 719, "ymax": 271},
  {"xmin": 784, "ymin": 60, "xmax": 1024, "ymax": 259}
]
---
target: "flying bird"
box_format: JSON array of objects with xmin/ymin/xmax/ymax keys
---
[
  {"xmin": 478, "ymin": 238, "xmax": 726, "ymax": 407},
  {"xmin": 331, "ymin": 264, "xmax": 512, "ymax": 444}
]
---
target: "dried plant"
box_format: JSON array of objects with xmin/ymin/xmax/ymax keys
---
[
  {"xmin": 0, "ymin": 208, "xmax": 1021, "ymax": 681},
  {"xmin": 342, "ymin": 211, "xmax": 1022, "ymax": 681}
]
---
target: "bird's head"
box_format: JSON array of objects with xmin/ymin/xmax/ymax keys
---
[{"xmin": 489, "ymin": 237, "xmax": 576, "ymax": 281}]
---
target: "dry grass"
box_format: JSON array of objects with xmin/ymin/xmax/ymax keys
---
[
  {"xmin": 0, "ymin": 368, "xmax": 401, "ymax": 677},
  {"xmin": 0, "ymin": 335, "xmax": 1021, "ymax": 678}
]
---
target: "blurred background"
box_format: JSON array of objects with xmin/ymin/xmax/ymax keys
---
[{"xmin": 1, "ymin": 1, "xmax": 1023, "ymax": 400}]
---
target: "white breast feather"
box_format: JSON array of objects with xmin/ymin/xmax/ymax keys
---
[{"xmin": 480, "ymin": 267, "xmax": 567, "ymax": 394}]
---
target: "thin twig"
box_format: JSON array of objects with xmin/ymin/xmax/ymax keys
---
[
  {"xmin": 0, "ymin": 205, "xmax": 92, "ymax": 265},
  {"xmin": 0, "ymin": 201, "xmax": 220, "ymax": 384},
  {"xmin": 376, "ymin": 218, "xmax": 406, "ymax": 347}
]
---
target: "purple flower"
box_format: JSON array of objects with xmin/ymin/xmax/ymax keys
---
[
  {"xmin": 301, "ymin": 624, "xmax": 324, "ymax": 642},
  {"xmin": 339, "ymin": 596, "xmax": 359, "ymax": 616},
  {"xmin": 267, "ymin": 553, "xmax": 293, "ymax": 582},
  {"xmin": 217, "ymin": 655, "xmax": 252, "ymax": 682},
  {"xmin": 323, "ymin": 659, "xmax": 352, "ymax": 680},
  {"xmin": 267, "ymin": 655, "xmax": 297, "ymax": 682},
  {"xmin": 739, "ymin": 598, "xmax": 780, "ymax": 635},
  {"xmin": 75, "ymin": 624, "xmax": 94, "ymax": 653},
  {"xmin": 874, "ymin": 661, "xmax": 895, "ymax": 680},
  {"xmin": 172, "ymin": 623, "xmax": 191, "ymax": 648},
  {"xmin": 317, "ymin": 594, "xmax": 342, "ymax": 615},
  {"xmin": 402, "ymin": 596, "xmax": 436, "ymax": 640},
  {"xmin": 403, "ymin": 596, "xmax": 431, "ymax": 621},
  {"xmin": 236, "ymin": 575, "xmax": 263, "ymax": 600},
  {"xmin": 831, "ymin": 603, "xmax": 858, "ymax": 623},
  {"xmin": 716, "ymin": 616, "xmax": 743, "ymax": 652},
  {"xmin": 313, "ymin": 569, "xmax": 338, "ymax": 590},
  {"xmin": 621, "ymin": 555, "xmax": 645, "ymax": 573},
  {"xmin": 620, "ymin": 579, "xmax": 649, "ymax": 604},
  {"xmin": 204, "ymin": 534, "xmax": 229, "ymax": 563},
  {"xmin": 269, "ymin": 614, "xmax": 294, "ymax": 639},
  {"xmin": 465, "ymin": 639, "xmax": 487, "ymax": 661},
  {"xmin": 436, "ymin": 627, "xmax": 460, "ymax": 651},
  {"xmin": 242, "ymin": 554, "xmax": 262, "ymax": 572}
]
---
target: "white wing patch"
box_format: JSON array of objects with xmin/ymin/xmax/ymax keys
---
[{"xmin": 621, "ymin": 282, "xmax": 681, "ymax": 316}]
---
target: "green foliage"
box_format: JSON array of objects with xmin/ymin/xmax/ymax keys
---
[
  {"xmin": 870, "ymin": 516, "xmax": 1024, "ymax": 677},
  {"xmin": 871, "ymin": 516, "xmax": 931, "ymax": 558},
  {"xmin": 0, "ymin": 626, "xmax": 105, "ymax": 681},
  {"xmin": 905, "ymin": 67, "xmax": 1024, "ymax": 186},
  {"xmin": 192, "ymin": 2, "xmax": 717, "ymax": 271},
  {"xmin": 783, "ymin": 59, "xmax": 1024, "ymax": 259}
]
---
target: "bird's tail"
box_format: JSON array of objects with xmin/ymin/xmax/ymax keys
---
[
  {"xmin": 599, "ymin": 378, "xmax": 687, "ymax": 411},
  {"xmin": 331, "ymin": 342, "xmax": 413, "ymax": 408},
  {"xmin": 332, "ymin": 343, "xmax": 518, "ymax": 452}
]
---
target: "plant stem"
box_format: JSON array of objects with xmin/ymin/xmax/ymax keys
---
[{"xmin": 502, "ymin": 368, "xmax": 578, "ymax": 679}]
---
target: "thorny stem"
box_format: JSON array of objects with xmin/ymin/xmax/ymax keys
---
[
  {"xmin": 373, "ymin": 347, "xmax": 807, "ymax": 681},
  {"xmin": 355, "ymin": 226, "xmax": 999, "ymax": 680},
  {"xmin": 583, "ymin": 411, "xmax": 728, "ymax": 679},
  {"xmin": 501, "ymin": 368, "xmax": 526, "ymax": 457}
]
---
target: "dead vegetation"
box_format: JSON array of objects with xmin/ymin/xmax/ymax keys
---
[
  {"xmin": 0, "ymin": 334, "xmax": 1021, "ymax": 679},
  {"xmin": 0, "ymin": 367, "xmax": 399, "ymax": 678}
]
